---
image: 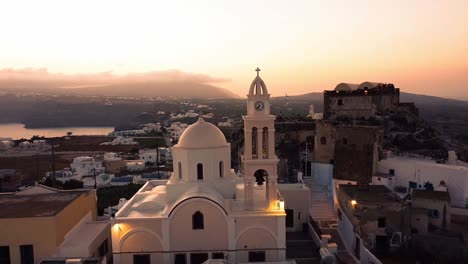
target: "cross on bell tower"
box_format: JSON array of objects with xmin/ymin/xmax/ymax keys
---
[{"xmin": 255, "ymin": 67, "xmax": 261, "ymax": 77}]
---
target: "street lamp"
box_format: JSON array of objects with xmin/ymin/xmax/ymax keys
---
[{"xmin": 50, "ymin": 138, "xmax": 57, "ymax": 187}]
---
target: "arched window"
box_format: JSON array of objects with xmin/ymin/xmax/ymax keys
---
[
  {"xmin": 178, "ymin": 162, "xmax": 182, "ymax": 179},
  {"xmin": 254, "ymin": 169, "xmax": 268, "ymax": 186},
  {"xmin": 219, "ymin": 161, "xmax": 224, "ymax": 178},
  {"xmin": 320, "ymin": 136, "xmax": 327, "ymax": 145},
  {"xmin": 262, "ymin": 127, "xmax": 268, "ymax": 158},
  {"xmin": 192, "ymin": 211, "xmax": 204, "ymax": 229},
  {"xmin": 197, "ymin": 163, "xmax": 203, "ymax": 180},
  {"xmin": 252, "ymin": 127, "xmax": 258, "ymax": 158}
]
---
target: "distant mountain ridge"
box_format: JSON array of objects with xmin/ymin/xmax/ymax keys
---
[
  {"xmin": 0, "ymin": 68, "xmax": 240, "ymax": 99},
  {"xmin": 0, "ymin": 82, "xmax": 239, "ymax": 99}
]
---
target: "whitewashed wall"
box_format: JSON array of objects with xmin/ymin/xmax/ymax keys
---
[{"xmin": 378, "ymin": 158, "xmax": 468, "ymax": 207}]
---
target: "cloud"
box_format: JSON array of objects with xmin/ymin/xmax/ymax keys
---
[{"xmin": 0, "ymin": 68, "xmax": 229, "ymax": 89}]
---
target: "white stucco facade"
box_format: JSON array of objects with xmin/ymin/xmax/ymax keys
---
[
  {"xmin": 70, "ymin": 156, "xmax": 105, "ymax": 176},
  {"xmin": 377, "ymin": 157, "xmax": 468, "ymax": 207},
  {"xmin": 111, "ymin": 70, "xmax": 288, "ymax": 264}
]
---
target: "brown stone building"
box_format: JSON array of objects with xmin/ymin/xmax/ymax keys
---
[
  {"xmin": 323, "ymin": 82, "xmax": 400, "ymax": 120},
  {"xmin": 333, "ymin": 126, "xmax": 383, "ymax": 184},
  {"xmin": 313, "ymin": 121, "xmax": 336, "ymax": 164}
]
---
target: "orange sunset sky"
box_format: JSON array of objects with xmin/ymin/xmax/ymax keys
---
[{"xmin": 1, "ymin": 0, "xmax": 467, "ymax": 99}]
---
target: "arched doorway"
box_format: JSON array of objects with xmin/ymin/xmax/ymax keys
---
[{"xmin": 254, "ymin": 169, "xmax": 268, "ymax": 186}]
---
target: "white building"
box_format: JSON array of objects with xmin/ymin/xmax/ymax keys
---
[
  {"xmin": 125, "ymin": 160, "xmax": 145, "ymax": 171},
  {"xmin": 168, "ymin": 122, "xmax": 189, "ymax": 142},
  {"xmin": 0, "ymin": 138, "xmax": 13, "ymax": 151},
  {"xmin": 101, "ymin": 136, "xmax": 139, "ymax": 145},
  {"xmin": 46, "ymin": 169, "xmax": 80, "ymax": 183},
  {"xmin": 111, "ymin": 70, "xmax": 311, "ymax": 264},
  {"xmin": 139, "ymin": 148, "xmax": 172, "ymax": 164},
  {"xmin": 139, "ymin": 149, "xmax": 158, "ymax": 163},
  {"xmin": 104, "ymin": 152, "xmax": 121, "ymax": 161},
  {"xmin": 217, "ymin": 121, "xmax": 232, "ymax": 127},
  {"xmin": 141, "ymin": 123, "xmax": 161, "ymax": 133},
  {"xmin": 70, "ymin": 156, "xmax": 105, "ymax": 176},
  {"xmin": 376, "ymin": 156, "xmax": 468, "ymax": 208},
  {"xmin": 82, "ymin": 173, "xmax": 115, "ymax": 188}
]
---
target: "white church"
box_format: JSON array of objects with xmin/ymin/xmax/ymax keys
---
[{"xmin": 111, "ymin": 69, "xmax": 310, "ymax": 264}]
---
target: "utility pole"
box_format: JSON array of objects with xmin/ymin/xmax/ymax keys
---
[
  {"xmin": 156, "ymin": 145, "xmax": 160, "ymax": 178},
  {"xmin": 51, "ymin": 138, "xmax": 56, "ymax": 187},
  {"xmin": 93, "ymin": 168, "xmax": 97, "ymax": 189}
]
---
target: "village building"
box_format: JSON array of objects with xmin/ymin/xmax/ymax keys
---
[
  {"xmin": 0, "ymin": 187, "xmax": 110, "ymax": 263},
  {"xmin": 124, "ymin": 160, "xmax": 145, "ymax": 172},
  {"xmin": 411, "ymin": 189, "xmax": 451, "ymax": 234},
  {"xmin": 70, "ymin": 156, "xmax": 105, "ymax": 176},
  {"xmin": 111, "ymin": 69, "xmax": 309, "ymax": 264},
  {"xmin": 335, "ymin": 184, "xmax": 409, "ymax": 261},
  {"xmin": 323, "ymin": 82, "xmax": 401, "ymax": 120}
]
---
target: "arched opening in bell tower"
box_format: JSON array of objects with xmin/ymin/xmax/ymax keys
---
[
  {"xmin": 252, "ymin": 127, "xmax": 258, "ymax": 158},
  {"xmin": 254, "ymin": 169, "xmax": 268, "ymax": 186},
  {"xmin": 262, "ymin": 127, "xmax": 269, "ymax": 159}
]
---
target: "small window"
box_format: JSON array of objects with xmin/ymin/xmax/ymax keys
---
[
  {"xmin": 338, "ymin": 99, "xmax": 343, "ymax": 106},
  {"xmin": 0, "ymin": 246, "xmax": 10, "ymax": 264},
  {"xmin": 174, "ymin": 253, "xmax": 186, "ymax": 264},
  {"xmin": 378, "ymin": 217, "xmax": 386, "ymax": 228},
  {"xmin": 192, "ymin": 211, "xmax": 204, "ymax": 229},
  {"xmin": 197, "ymin": 163, "xmax": 203, "ymax": 180},
  {"xmin": 133, "ymin": 254, "xmax": 150, "ymax": 264},
  {"xmin": 248, "ymin": 251, "xmax": 266, "ymax": 262},
  {"xmin": 342, "ymin": 138, "xmax": 348, "ymax": 145},
  {"xmin": 219, "ymin": 161, "xmax": 224, "ymax": 178},
  {"xmin": 298, "ymin": 211, "xmax": 302, "ymax": 220},
  {"xmin": 212, "ymin": 252, "xmax": 224, "ymax": 259},
  {"xmin": 20, "ymin": 245, "xmax": 34, "ymax": 264},
  {"xmin": 430, "ymin": 210, "xmax": 439, "ymax": 219},
  {"xmin": 389, "ymin": 169, "xmax": 395, "ymax": 175},
  {"xmin": 178, "ymin": 162, "xmax": 182, "ymax": 179},
  {"xmin": 320, "ymin": 136, "xmax": 327, "ymax": 145}
]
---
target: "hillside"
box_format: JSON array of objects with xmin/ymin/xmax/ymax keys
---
[{"xmin": 0, "ymin": 69, "xmax": 239, "ymax": 99}]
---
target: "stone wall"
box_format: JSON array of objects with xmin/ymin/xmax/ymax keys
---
[{"xmin": 333, "ymin": 126, "xmax": 382, "ymax": 183}]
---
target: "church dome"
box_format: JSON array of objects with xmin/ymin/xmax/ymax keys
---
[{"xmin": 176, "ymin": 118, "xmax": 228, "ymax": 149}]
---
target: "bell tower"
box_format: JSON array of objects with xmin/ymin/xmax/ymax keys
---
[{"xmin": 242, "ymin": 68, "xmax": 279, "ymax": 209}]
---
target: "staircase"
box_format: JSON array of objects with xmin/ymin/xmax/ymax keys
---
[{"xmin": 304, "ymin": 176, "xmax": 336, "ymax": 221}]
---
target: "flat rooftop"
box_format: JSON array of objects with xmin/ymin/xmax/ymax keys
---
[
  {"xmin": 339, "ymin": 184, "xmax": 402, "ymax": 204},
  {"xmin": 0, "ymin": 191, "xmax": 88, "ymax": 218},
  {"xmin": 413, "ymin": 189, "xmax": 450, "ymax": 201}
]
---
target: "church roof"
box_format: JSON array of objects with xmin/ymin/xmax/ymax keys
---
[
  {"xmin": 334, "ymin": 83, "xmax": 360, "ymax": 91},
  {"xmin": 334, "ymin": 82, "xmax": 383, "ymax": 91},
  {"xmin": 175, "ymin": 118, "xmax": 228, "ymax": 149}
]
